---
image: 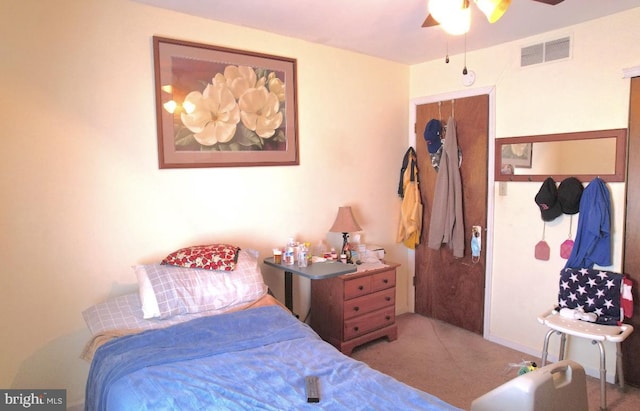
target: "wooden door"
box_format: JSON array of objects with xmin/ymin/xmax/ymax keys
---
[
  {"xmin": 415, "ymin": 95, "xmax": 489, "ymax": 334},
  {"xmin": 622, "ymin": 76, "xmax": 640, "ymax": 387}
]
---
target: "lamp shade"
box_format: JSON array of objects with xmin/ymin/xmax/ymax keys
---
[
  {"xmin": 428, "ymin": 0, "xmax": 471, "ymax": 36},
  {"xmin": 440, "ymin": 7, "xmax": 471, "ymax": 35},
  {"xmin": 475, "ymin": 0, "xmax": 511, "ymax": 24},
  {"xmin": 329, "ymin": 206, "xmax": 362, "ymax": 233}
]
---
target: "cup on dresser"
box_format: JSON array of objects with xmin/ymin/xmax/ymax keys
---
[
  {"xmin": 273, "ymin": 248, "xmax": 283, "ymax": 264},
  {"xmin": 358, "ymin": 244, "xmax": 367, "ymax": 261}
]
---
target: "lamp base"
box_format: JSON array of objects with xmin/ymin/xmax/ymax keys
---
[{"xmin": 340, "ymin": 232, "xmax": 352, "ymax": 264}]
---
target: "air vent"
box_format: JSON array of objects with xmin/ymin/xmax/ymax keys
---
[
  {"xmin": 521, "ymin": 35, "xmax": 571, "ymax": 67},
  {"xmin": 521, "ymin": 43, "xmax": 544, "ymax": 67}
]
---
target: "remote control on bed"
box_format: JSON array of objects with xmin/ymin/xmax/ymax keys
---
[{"xmin": 305, "ymin": 375, "xmax": 320, "ymax": 403}]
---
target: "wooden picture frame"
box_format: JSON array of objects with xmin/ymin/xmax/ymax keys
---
[{"xmin": 153, "ymin": 36, "xmax": 299, "ymax": 168}]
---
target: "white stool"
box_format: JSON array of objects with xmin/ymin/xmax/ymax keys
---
[{"xmin": 537, "ymin": 309, "xmax": 634, "ymax": 411}]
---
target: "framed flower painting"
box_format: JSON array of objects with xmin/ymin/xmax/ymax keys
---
[{"xmin": 153, "ymin": 36, "xmax": 299, "ymax": 168}]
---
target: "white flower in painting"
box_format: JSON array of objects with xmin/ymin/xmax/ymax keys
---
[
  {"xmin": 267, "ymin": 72, "xmax": 286, "ymax": 102},
  {"xmin": 180, "ymin": 83, "xmax": 240, "ymax": 145},
  {"xmin": 215, "ymin": 65, "xmax": 265, "ymax": 100},
  {"xmin": 238, "ymin": 86, "xmax": 283, "ymax": 138}
]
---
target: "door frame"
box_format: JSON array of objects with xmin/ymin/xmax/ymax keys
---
[{"xmin": 408, "ymin": 86, "xmax": 496, "ymax": 337}]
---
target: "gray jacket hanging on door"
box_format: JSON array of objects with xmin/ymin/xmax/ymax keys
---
[{"xmin": 427, "ymin": 116, "xmax": 464, "ymax": 258}]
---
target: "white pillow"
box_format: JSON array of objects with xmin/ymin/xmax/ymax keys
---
[
  {"xmin": 134, "ymin": 249, "xmax": 267, "ymax": 320},
  {"xmin": 134, "ymin": 266, "xmax": 161, "ymax": 319}
]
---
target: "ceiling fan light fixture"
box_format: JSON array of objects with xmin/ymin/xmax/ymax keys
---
[
  {"xmin": 440, "ymin": 8, "xmax": 471, "ymax": 35},
  {"xmin": 475, "ymin": 0, "xmax": 511, "ymax": 24},
  {"xmin": 428, "ymin": 0, "xmax": 471, "ymax": 35}
]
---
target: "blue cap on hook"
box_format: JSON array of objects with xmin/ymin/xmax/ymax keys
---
[{"xmin": 424, "ymin": 119, "xmax": 442, "ymax": 154}]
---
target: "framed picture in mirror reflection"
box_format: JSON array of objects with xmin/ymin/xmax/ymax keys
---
[{"xmin": 501, "ymin": 142, "xmax": 532, "ymax": 169}]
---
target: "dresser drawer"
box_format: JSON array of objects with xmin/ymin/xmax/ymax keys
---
[
  {"xmin": 343, "ymin": 306, "xmax": 395, "ymax": 341},
  {"xmin": 343, "ymin": 288, "xmax": 395, "ymax": 320},
  {"xmin": 343, "ymin": 276, "xmax": 372, "ymax": 300},
  {"xmin": 371, "ymin": 270, "xmax": 396, "ymax": 292}
]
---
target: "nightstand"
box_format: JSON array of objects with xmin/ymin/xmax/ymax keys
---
[{"xmin": 310, "ymin": 262, "xmax": 400, "ymax": 355}]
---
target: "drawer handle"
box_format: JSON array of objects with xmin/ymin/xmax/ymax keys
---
[
  {"xmin": 385, "ymin": 296, "xmax": 391, "ymax": 301},
  {"xmin": 354, "ymin": 326, "xmax": 359, "ymax": 332},
  {"xmin": 358, "ymin": 285, "xmax": 364, "ymax": 291},
  {"xmin": 383, "ymin": 279, "xmax": 389, "ymax": 284},
  {"xmin": 353, "ymin": 306, "xmax": 360, "ymax": 312},
  {"xmin": 385, "ymin": 315, "xmax": 391, "ymax": 321}
]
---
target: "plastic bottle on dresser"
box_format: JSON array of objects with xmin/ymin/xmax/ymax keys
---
[
  {"xmin": 284, "ymin": 237, "xmax": 297, "ymax": 265},
  {"xmin": 313, "ymin": 240, "xmax": 327, "ymax": 259},
  {"xmin": 297, "ymin": 243, "xmax": 308, "ymax": 268}
]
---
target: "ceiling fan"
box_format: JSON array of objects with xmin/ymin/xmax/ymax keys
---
[
  {"xmin": 422, "ymin": 0, "xmax": 565, "ymax": 31},
  {"xmin": 423, "ymin": 0, "xmax": 565, "ymax": 82}
]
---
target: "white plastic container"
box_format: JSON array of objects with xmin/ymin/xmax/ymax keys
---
[
  {"xmin": 284, "ymin": 247, "xmax": 295, "ymax": 265},
  {"xmin": 470, "ymin": 360, "xmax": 588, "ymax": 411}
]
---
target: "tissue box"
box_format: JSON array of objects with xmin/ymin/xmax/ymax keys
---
[{"xmin": 367, "ymin": 245, "xmax": 385, "ymax": 260}]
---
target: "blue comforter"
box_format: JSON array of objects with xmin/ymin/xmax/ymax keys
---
[{"xmin": 86, "ymin": 305, "xmax": 459, "ymax": 410}]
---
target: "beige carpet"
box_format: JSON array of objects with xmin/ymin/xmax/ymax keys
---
[{"xmin": 351, "ymin": 312, "xmax": 640, "ymax": 411}]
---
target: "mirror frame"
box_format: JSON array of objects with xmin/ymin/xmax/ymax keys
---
[{"xmin": 494, "ymin": 128, "xmax": 627, "ymax": 182}]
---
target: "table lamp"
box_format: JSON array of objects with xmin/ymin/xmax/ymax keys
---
[{"xmin": 329, "ymin": 206, "xmax": 362, "ymax": 263}]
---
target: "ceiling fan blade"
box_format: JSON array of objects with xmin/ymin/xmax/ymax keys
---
[
  {"xmin": 531, "ymin": 0, "xmax": 564, "ymax": 5},
  {"xmin": 422, "ymin": 14, "xmax": 440, "ymax": 28}
]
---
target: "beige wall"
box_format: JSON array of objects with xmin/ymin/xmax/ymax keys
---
[
  {"xmin": 410, "ymin": 8, "xmax": 639, "ymax": 381},
  {"xmin": 0, "ymin": 0, "xmax": 410, "ymax": 405}
]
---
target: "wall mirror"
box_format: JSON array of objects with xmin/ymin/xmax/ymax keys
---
[{"xmin": 495, "ymin": 128, "xmax": 627, "ymax": 182}]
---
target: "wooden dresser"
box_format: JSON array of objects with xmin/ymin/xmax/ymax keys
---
[{"xmin": 310, "ymin": 262, "xmax": 399, "ymax": 355}]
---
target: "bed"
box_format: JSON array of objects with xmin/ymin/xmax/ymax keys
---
[{"xmin": 82, "ymin": 245, "xmax": 460, "ymax": 411}]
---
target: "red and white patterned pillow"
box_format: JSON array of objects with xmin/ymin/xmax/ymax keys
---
[{"xmin": 161, "ymin": 244, "xmax": 240, "ymax": 271}]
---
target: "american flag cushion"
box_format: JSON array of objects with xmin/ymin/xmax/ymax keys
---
[{"xmin": 558, "ymin": 267, "xmax": 623, "ymax": 321}]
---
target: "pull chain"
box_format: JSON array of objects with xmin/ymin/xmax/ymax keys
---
[
  {"xmin": 462, "ymin": 33, "xmax": 468, "ymax": 75},
  {"xmin": 445, "ymin": 39, "xmax": 450, "ymax": 64},
  {"xmin": 568, "ymin": 215, "xmax": 573, "ymax": 239}
]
